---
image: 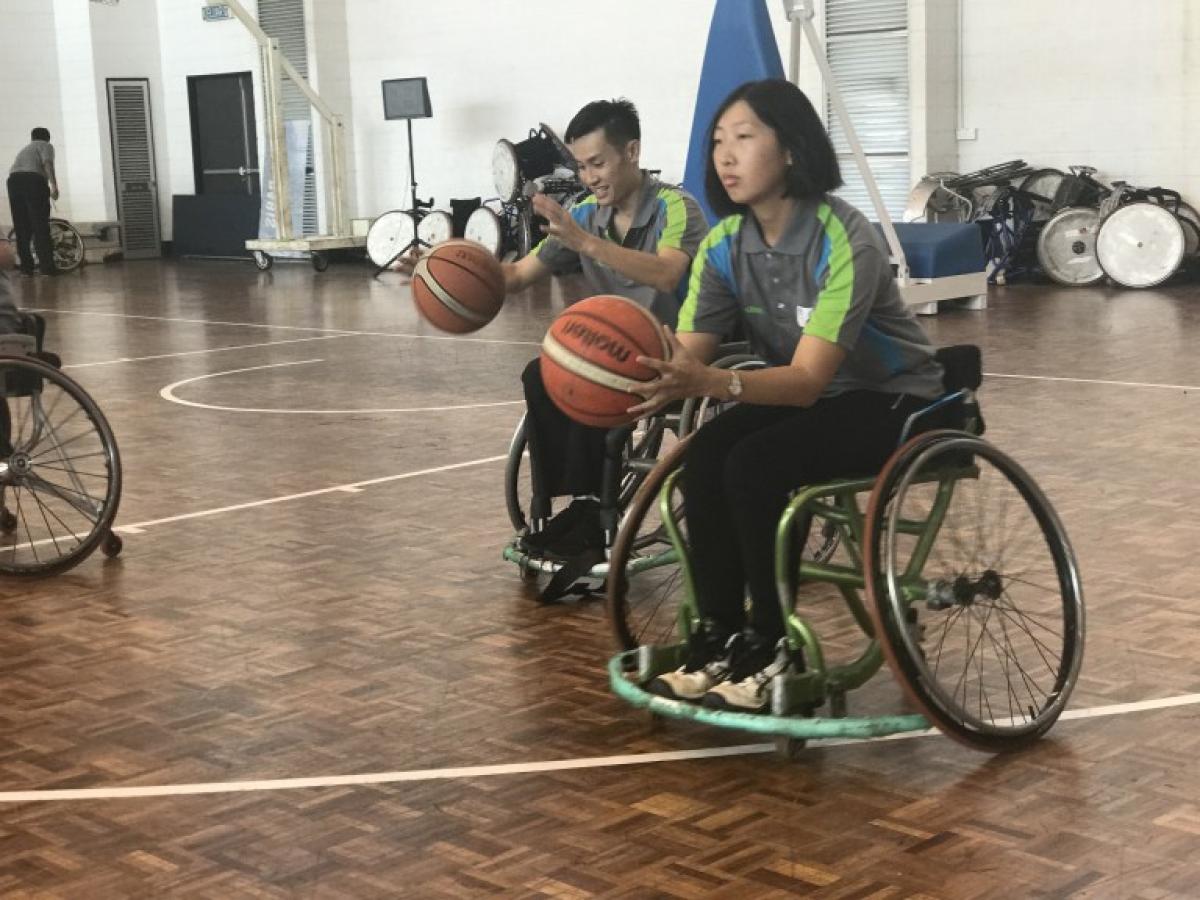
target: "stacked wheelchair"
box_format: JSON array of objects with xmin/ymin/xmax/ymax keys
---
[{"xmin": 0, "ymin": 315, "xmax": 123, "ymax": 576}]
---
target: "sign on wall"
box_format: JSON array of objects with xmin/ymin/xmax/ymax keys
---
[{"xmin": 201, "ymin": 5, "xmax": 232, "ymax": 21}]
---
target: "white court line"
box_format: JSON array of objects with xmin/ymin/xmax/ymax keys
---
[
  {"xmin": 33, "ymin": 308, "xmax": 541, "ymax": 347},
  {"xmin": 111, "ymin": 452, "xmax": 508, "ymax": 535},
  {"xmin": 985, "ymin": 372, "xmax": 1200, "ymax": 392},
  {"xmin": 158, "ymin": 359, "xmax": 523, "ymax": 414},
  {"xmin": 61, "ymin": 334, "xmax": 353, "ymax": 369},
  {"xmin": 0, "ymin": 692, "xmax": 1196, "ymax": 803}
]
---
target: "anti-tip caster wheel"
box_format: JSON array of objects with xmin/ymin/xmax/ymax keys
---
[
  {"xmin": 253, "ymin": 251, "xmax": 273, "ymax": 272},
  {"xmin": 310, "ymin": 251, "xmax": 329, "ymax": 272},
  {"xmin": 101, "ymin": 531, "xmax": 123, "ymax": 558}
]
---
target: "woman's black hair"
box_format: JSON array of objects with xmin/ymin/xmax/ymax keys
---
[
  {"xmin": 31, "ymin": 127, "xmax": 51, "ymax": 142},
  {"xmin": 704, "ymin": 79, "xmax": 841, "ymax": 218}
]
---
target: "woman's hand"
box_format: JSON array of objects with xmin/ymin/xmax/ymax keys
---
[{"xmin": 628, "ymin": 326, "xmax": 723, "ymax": 416}]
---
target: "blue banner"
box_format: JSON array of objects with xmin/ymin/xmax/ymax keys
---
[{"xmin": 682, "ymin": 0, "xmax": 786, "ymax": 223}]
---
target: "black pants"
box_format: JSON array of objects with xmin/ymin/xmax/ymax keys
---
[
  {"xmin": 521, "ymin": 358, "xmax": 609, "ymax": 520},
  {"xmin": 7, "ymin": 173, "xmax": 56, "ymax": 276},
  {"xmin": 682, "ymin": 391, "xmax": 955, "ymax": 644}
]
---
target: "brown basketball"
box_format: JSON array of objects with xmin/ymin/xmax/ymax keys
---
[
  {"xmin": 540, "ymin": 295, "xmax": 671, "ymax": 428},
  {"xmin": 411, "ymin": 239, "xmax": 505, "ymax": 333}
]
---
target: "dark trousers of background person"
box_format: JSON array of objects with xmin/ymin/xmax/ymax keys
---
[
  {"xmin": 682, "ymin": 390, "xmax": 959, "ymax": 645},
  {"xmin": 6, "ymin": 173, "xmax": 56, "ymax": 276},
  {"xmin": 520, "ymin": 358, "xmax": 608, "ymax": 521}
]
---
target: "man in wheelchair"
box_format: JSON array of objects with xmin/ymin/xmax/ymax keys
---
[
  {"xmin": 627, "ymin": 79, "xmax": 963, "ymax": 713},
  {"xmin": 501, "ymin": 100, "xmax": 708, "ymax": 564}
]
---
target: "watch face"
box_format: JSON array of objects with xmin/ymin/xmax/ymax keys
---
[{"xmin": 492, "ymin": 140, "xmax": 521, "ymax": 202}]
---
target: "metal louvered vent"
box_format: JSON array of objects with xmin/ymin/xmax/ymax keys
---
[
  {"xmin": 258, "ymin": 0, "xmax": 317, "ymax": 235},
  {"xmin": 825, "ymin": 0, "xmax": 909, "ymax": 219},
  {"xmin": 107, "ymin": 80, "xmax": 161, "ymax": 258}
]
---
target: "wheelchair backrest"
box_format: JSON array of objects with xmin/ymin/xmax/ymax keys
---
[{"xmin": 935, "ymin": 344, "xmax": 982, "ymax": 393}]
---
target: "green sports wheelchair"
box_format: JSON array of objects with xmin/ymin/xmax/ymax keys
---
[{"xmin": 605, "ymin": 345, "xmax": 1085, "ymax": 755}]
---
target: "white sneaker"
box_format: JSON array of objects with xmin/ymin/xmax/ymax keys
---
[
  {"xmin": 702, "ymin": 639, "xmax": 794, "ymax": 712},
  {"xmin": 648, "ymin": 631, "xmax": 742, "ymax": 702}
]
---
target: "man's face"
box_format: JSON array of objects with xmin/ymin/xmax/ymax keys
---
[{"xmin": 568, "ymin": 129, "xmax": 640, "ymax": 207}]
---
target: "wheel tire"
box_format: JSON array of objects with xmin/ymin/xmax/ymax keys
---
[
  {"xmin": 253, "ymin": 251, "xmax": 273, "ymax": 271},
  {"xmin": 607, "ymin": 438, "xmax": 693, "ymax": 652},
  {"xmin": 863, "ymin": 430, "xmax": 1084, "ymax": 752},
  {"xmin": 0, "ymin": 355, "xmax": 123, "ymax": 576},
  {"xmin": 311, "ymin": 251, "xmax": 329, "ymax": 272}
]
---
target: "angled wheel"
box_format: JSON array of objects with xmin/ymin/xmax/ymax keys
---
[
  {"xmin": 1036, "ymin": 207, "xmax": 1103, "ymax": 286},
  {"xmin": 253, "ymin": 251, "xmax": 273, "ymax": 271},
  {"xmin": 505, "ymin": 411, "xmax": 668, "ymax": 533},
  {"xmin": 0, "ymin": 355, "xmax": 122, "ymax": 576},
  {"xmin": 607, "ymin": 438, "xmax": 693, "ymax": 651},
  {"xmin": 864, "ymin": 431, "xmax": 1084, "ymax": 752}
]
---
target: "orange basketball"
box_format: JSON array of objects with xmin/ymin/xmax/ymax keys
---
[
  {"xmin": 540, "ymin": 295, "xmax": 671, "ymax": 428},
  {"xmin": 412, "ymin": 239, "xmax": 505, "ymax": 333}
]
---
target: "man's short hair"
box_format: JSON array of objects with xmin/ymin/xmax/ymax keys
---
[
  {"xmin": 704, "ymin": 79, "xmax": 842, "ymax": 218},
  {"xmin": 31, "ymin": 128, "xmax": 51, "ymax": 142},
  {"xmin": 564, "ymin": 99, "xmax": 640, "ymax": 149}
]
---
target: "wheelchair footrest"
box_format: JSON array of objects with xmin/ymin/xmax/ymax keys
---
[
  {"xmin": 502, "ymin": 539, "xmax": 610, "ymax": 578},
  {"xmin": 609, "ymin": 651, "xmax": 930, "ymax": 741}
]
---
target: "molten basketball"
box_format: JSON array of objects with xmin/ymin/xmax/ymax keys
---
[
  {"xmin": 411, "ymin": 239, "xmax": 505, "ymax": 333},
  {"xmin": 540, "ymin": 295, "xmax": 671, "ymax": 428}
]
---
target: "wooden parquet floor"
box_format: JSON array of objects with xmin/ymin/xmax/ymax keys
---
[{"xmin": 0, "ymin": 261, "xmax": 1198, "ymax": 898}]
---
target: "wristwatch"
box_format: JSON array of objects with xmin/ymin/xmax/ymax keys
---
[{"xmin": 728, "ymin": 370, "xmax": 743, "ymax": 399}]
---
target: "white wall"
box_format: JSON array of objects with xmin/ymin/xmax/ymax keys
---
[
  {"xmin": 959, "ymin": 0, "xmax": 1199, "ymax": 204},
  {"xmin": 0, "ymin": 1, "xmax": 64, "ymax": 230},
  {"xmin": 342, "ymin": 0, "xmax": 791, "ymax": 220}
]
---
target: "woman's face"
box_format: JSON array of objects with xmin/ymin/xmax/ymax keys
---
[{"xmin": 711, "ymin": 99, "xmax": 791, "ymax": 209}]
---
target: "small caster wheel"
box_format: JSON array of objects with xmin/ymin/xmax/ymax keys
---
[
  {"xmin": 775, "ymin": 737, "xmax": 807, "ymax": 761},
  {"xmin": 102, "ymin": 531, "xmax": 123, "ymax": 558},
  {"xmin": 310, "ymin": 251, "xmax": 329, "ymax": 272},
  {"xmin": 253, "ymin": 251, "xmax": 272, "ymax": 272},
  {"xmin": 994, "ymin": 272, "xmax": 1007, "ymax": 286},
  {"xmin": 0, "ymin": 508, "xmax": 16, "ymax": 532},
  {"xmin": 519, "ymin": 562, "xmax": 539, "ymax": 582}
]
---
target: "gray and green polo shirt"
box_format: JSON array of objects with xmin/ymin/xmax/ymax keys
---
[
  {"xmin": 679, "ymin": 194, "xmax": 944, "ymax": 399},
  {"xmin": 533, "ymin": 173, "xmax": 708, "ymax": 329}
]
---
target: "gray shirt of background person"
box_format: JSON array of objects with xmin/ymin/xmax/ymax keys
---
[
  {"xmin": 679, "ymin": 193, "xmax": 945, "ymax": 400},
  {"xmin": 9, "ymin": 139, "xmax": 55, "ymax": 178},
  {"xmin": 532, "ymin": 174, "xmax": 709, "ymax": 329}
]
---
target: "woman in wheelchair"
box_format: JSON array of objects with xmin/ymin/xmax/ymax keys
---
[{"xmin": 629, "ymin": 79, "xmax": 961, "ymax": 713}]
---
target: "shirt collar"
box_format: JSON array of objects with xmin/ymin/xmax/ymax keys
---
[
  {"xmin": 592, "ymin": 171, "xmax": 659, "ymax": 232},
  {"xmin": 740, "ymin": 197, "xmax": 821, "ymax": 255}
]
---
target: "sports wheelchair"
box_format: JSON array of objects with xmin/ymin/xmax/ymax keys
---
[
  {"xmin": 502, "ymin": 349, "xmax": 839, "ymax": 601},
  {"xmin": 0, "ymin": 314, "xmax": 123, "ymax": 575},
  {"xmin": 6, "ymin": 218, "xmax": 86, "ymax": 274},
  {"xmin": 605, "ymin": 345, "xmax": 1085, "ymax": 754}
]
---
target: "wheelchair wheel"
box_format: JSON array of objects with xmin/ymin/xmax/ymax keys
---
[
  {"xmin": 864, "ymin": 431, "xmax": 1084, "ymax": 751},
  {"xmin": 676, "ymin": 354, "xmax": 767, "ymax": 437},
  {"xmin": 504, "ymin": 411, "xmax": 667, "ymax": 533},
  {"xmin": 607, "ymin": 438, "xmax": 693, "ymax": 651},
  {"xmin": 0, "ymin": 355, "xmax": 122, "ymax": 576},
  {"xmin": 6, "ymin": 219, "xmax": 85, "ymax": 273}
]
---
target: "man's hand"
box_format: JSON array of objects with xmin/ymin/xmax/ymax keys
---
[
  {"xmin": 532, "ymin": 192, "xmax": 591, "ymax": 254},
  {"xmin": 50, "ymin": 186, "xmax": 59, "ymax": 202},
  {"xmin": 628, "ymin": 326, "xmax": 722, "ymax": 416}
]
